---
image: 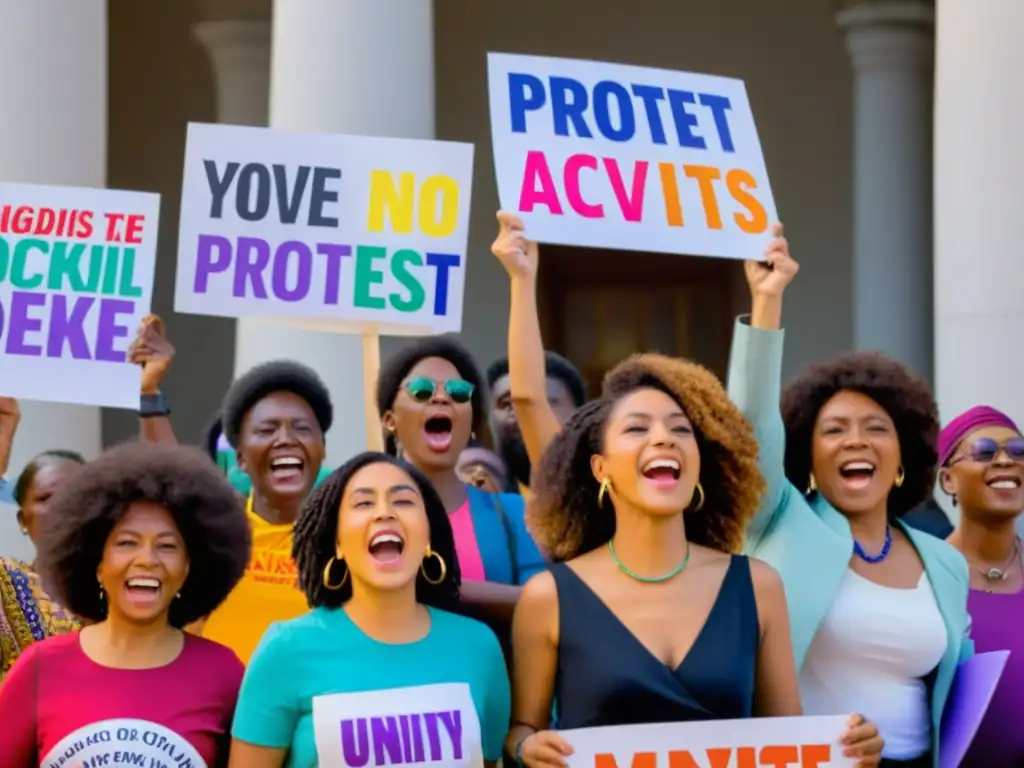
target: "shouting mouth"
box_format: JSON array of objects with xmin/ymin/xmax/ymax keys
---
[
  {"xmin": 987, "ymin": 475, "xmax": 1022, "ymax": 492},
  {"xmin": 838, "ymin": 460, "xmax": 875, "ymax": 490},
  {"xmin": 269, "ymin": 455, "xmax": 305, "ymax": 485},
  {"xmin": 368, "ymin": 530, "xmax": 405, "ymax": 571},
  {"xmin": 424, "ymin": 415, "xmax": 453, "ymax": 453},
  {"xmin": 124, "ymin": 576, "xmax": 162, "ymax": 607},
  {"xmin": 641, "ymin": 457, "xmax": 682, "ymax": 489}
]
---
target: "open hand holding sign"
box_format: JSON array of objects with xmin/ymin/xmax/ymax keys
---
[{"xmin": 128, "ymin": 315, "xmax": 175, "ymax": 396}]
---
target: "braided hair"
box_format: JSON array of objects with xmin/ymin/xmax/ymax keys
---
[
  {"xmin": 292, "ymin": 451, "xmax": 460, "ymax": 610},
  {"xmin": 528, "ymin": 354, "xmax": 765, "ymax": 561}
]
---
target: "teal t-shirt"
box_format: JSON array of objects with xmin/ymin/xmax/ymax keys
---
[{"xmin": 232, "ymin": 606, "xmax": 510, "ymax": 768}]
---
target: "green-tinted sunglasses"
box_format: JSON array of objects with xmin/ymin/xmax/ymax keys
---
[{"xmin": 405, "ymin": 377, "xmax": 475, "ymax": 404}]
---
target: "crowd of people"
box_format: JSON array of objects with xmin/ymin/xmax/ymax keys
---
[{"xmin": 0, "ymin": 212, "xmax": 1020, "ymax": 768}]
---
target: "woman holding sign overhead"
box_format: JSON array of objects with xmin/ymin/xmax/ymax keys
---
[
  {"xmin": 727, "ymin": 227, "xmax": 969, "ymax": 767},
  {"xmin": 508, "ymin": 352, "xmax": 884, "ymax": 767},
  {"xmin": 230, "ymin": 451, "xmax": 509, "ymax": 768},
  {"xmin": 0, "ymin": 442, "xmax": 250, "ymax": 768}
]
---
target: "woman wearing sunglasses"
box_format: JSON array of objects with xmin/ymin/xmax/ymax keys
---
[
  {"xmin": 376, "ymin": 336, "xmax": 545, "ymax": 632},
  {"xmin": 942, "ymin": 406, "xmax": 1024, "ymax": 767}
]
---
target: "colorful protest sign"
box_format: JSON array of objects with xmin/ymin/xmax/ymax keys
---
[
  {"xmin": 560, "ymin": 715, "xmax": 855, "ymax": 768},
  {"xmin": 939, "ymin": 650, "xmax": 1010, "ymax": 768},
  {"xmin": 41, "ymin": 718, "xmax": 207, "ymax": 768},
  {"xmin": 0, "ymin": 183, "xmax": 159, "ymax": 409},
  {"xmin": 487, "ymin": 53, "xmax": 777, "ymax": 260},
  {"xmin": 312, "ymin": 683, "xmax": 482, "ymax": 768},
  {"xmin": 175, "ymin": 123, "xmax": 474, "ymax": 335}
]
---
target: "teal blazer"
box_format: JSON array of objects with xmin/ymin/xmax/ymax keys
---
[
  {"xmin": 727, "ymin": 318, "xmax": 972, "ymax": 764},
  {"xmin": 465, "ymin": 484, "xmax": 547, "ymax": 585}
]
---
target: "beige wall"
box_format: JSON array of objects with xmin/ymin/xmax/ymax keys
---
[{"xmin": 103, "ymin": 0, "xmax": 855, "ymax": 447}]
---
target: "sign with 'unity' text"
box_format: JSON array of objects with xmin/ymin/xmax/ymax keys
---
[
  {"xmin": 0, "ymin": 182, "xmax": 159, "ymax": 409},
  {"xmin": 175, "ymin": 123, "xmax": 474, "ymax": 335},
  {"xmin": 487, "ymin": 53, "xmax": 777, "ymax": 260},
  {"xmin": 312, "ymin": 683, "xmax": 482, "ymax": 768},
  {"xmin": 561, "ymin": 715, "xmax": 855, "ymax": 768}
]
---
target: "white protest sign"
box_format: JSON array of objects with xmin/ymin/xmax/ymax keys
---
[
  {"xmin": 487, "ymin": 53, "xmax": 777, "ymax": 260},
  {"xmin": 41, "ymin": 718, "xmax": 206, "ymax": 768},
  {"xmin": 0, "ymin": 183, "xmax": 159, "ymax": 408},
  {"xmin": 312, "ymin": 683, "xmax": 482, "ymax": 768},
  {"xmin": 175, "ymin": 122, "xmax": 475, "ymax": 335},
  {"xmin": 561, "ymin": 715, "xmax": 856, "ymax": 768}
]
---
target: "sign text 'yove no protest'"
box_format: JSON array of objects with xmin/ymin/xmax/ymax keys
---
[
  {"xmin": 0, "ymin": 183, "xmax": 159, "ymax": 409},
  {"xmin": 175, "ymin": 123, "xmax": 474, "ymax": 335},
  {"xmin": 487, "ymin": 53, "xmax": 777, "ymax": 260}
]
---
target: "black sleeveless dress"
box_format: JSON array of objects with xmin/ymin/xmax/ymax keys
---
[{"xmin": 552, "ymin": 555, "xmax": 759, "ymax": 728}]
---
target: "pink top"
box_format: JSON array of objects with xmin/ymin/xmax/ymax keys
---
[
  {"xmin": 0, "ymin": 631, "xmax": 243, "ymax": 768},
  {"xmin": 449, "ymin": 499, "xmax": 487, "ymax": 581}
]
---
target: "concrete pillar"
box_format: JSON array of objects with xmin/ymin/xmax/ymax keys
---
[
  {"xmin": 232, "ymin": 0, "xmax": 435, "ymax": 463},
  {"xmin": 838, "ymin": 1, "xmax": 935, "ymax": 379},
  {"xmin": 0, "ymin": 0, "xmax": 106, "ymax": 558},
  {"xmin": 193, "ymin": 19, "xmax": 271, "ymax": 127}
]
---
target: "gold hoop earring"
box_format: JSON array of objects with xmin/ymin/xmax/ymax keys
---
[
  {"xmin": 806, "ymin": 473, "xmax": 817, "ymax": 494},
  {"xmin": 597, "ymin": 478, "xmax": 612, "ymax": 506},
  {"xmin": 322, "ymin": 556, "xmax": 349, "ymax": 590},
  {"xmin": 689, "ymin": 482, "xmax": 705, "ymax": 512},
  {"xmin": 895, "ymin": 466, "xmax": 905, "ymax": 488},
  {"xmin": 421, "ymin": 546, "xmax": 447, "ymax": 585}
]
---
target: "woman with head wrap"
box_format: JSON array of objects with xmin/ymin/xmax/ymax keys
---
[{"xmin": 941, "ymin": 406, "xmax": 1024, "ymax": 766}]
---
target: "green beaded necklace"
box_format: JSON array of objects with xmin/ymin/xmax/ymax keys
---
[{"xmin": 608, "ymin": 538, "xmax": 691, "ymax": 583}]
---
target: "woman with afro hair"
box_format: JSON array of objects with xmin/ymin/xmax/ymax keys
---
[
  {"xmin": 375, "ymin": 335, "xmax": 545, "ymax": 633},
  {"xmin": 727, "ymin": 224, "xmax": 969, "ymax": 767},
  {"xmin": 0, "ymin": 441, "xmax": 251, "ymax": 768},
  {"xmin": 230, "ymin": 452, "xmax": 509, "ymax": 768},
  {"xmin": 507, "ymin": 354, "xmax": 879, "ymax": 767}
]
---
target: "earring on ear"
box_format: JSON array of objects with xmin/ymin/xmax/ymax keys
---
[
  {"xmin": 597, "ymin": 478, "xmax": 612, "ymax": 506},
  {"xmin": 894, "ymin": 466, "xmax": 905, "ymax": 488},
  {"xmin": 806, "ymin": 473, "xmax": 818, "ymax": 495},
  {"xmin": 951, "ymin": 494, "xmax": 958, "ymax": 507}
]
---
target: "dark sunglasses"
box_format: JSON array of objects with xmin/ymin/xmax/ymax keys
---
[
  {"xmin": 405, "ymin": 377, "xmax": 475, "ymax": 404},
  {"xmin": 949, "ymin": 436, "xmax": 1024, "ymax": 465}
]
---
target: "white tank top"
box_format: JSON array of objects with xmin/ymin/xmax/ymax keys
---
[{"xmin": 799, "ymin": 569, "xmax": 947, "ymax": 760}]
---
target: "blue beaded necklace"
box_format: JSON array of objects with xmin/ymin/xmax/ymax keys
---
[{"xmin": 853, "ymin": 522, "xmax": 892, "ymax": 563}]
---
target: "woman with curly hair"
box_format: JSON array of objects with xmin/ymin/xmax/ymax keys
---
[
  {"xmin": 376, "ymin": 336, "xmax": 545, "ymax": 629},
  {"xmin": 507, "ymin": 354, "xmax": 882, "ymax": 767},
  {"xmin": 0, "ymin": 441, "xmax": 251, "ymax": 768},
  {"xmin": 0, "ymin": 396, "xmax": 85, "ymax": 682},
  {"xmin": 727, "ymin": 225, "xmax": 970, "ymax": 767},
  {"xmin": 230, "ymin": 452, "xmax": 509, "ymax": 768}
]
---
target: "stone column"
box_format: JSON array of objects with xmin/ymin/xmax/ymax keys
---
[
  {"xmin": 837, "ymin": 1, "xmax": 935, "ymax": 379},
  {"xmin": 193, "ymin": 19, "xmax": 271, "ymax": 127},
  {"xmin": 935, "ymin": 2, "xmax": 1024, "ymax": 447},
  {"xmin": 233, "ymin": 0, "xmax": 435, "ymax": 462},
  {"xmin": 0, "ymin": 0, "xmax": 106, "ymax": 559}
]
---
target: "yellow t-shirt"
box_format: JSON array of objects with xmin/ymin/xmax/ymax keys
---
[{"xmin": 200, "ymin": 497, "xmax": 310, "ymax": 663}]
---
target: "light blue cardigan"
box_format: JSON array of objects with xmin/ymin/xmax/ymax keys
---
[{"xmin": 727, "ymin": 318, "xmax": 972, "ymax": 764}]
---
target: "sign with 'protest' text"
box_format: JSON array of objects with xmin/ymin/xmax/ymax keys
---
[
  {"xmin": 175, "ymin": 123, "xmax": 475, "ymax": 335},
  {"xmin": 312, "ymin": 683, "xmax": 483, "ymax": 768},
  {"xmin": 488, "ymin": 53, "xmax": 776, "ymax": 260},
  {"xmin": 0, "ymin": 182, "xmax": 159, "ymax": 409}
]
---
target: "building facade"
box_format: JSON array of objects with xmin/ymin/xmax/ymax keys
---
[{"xmin": 0, "ymin": 0, "xmax": 1016, "ymax": 528}]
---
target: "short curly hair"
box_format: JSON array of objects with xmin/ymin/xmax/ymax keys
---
[
  {"xmin": 376, "ymin": 335, "xmax": 487, "ymax": 455},
  {"xmin": 780, "ymin": 351, "xmax": 939, "ymax": 518},
  {"xmin": 222, "ymin": 360, "xmax": 333, "ymax": 448},
  {"xmin": 35, "ymin": 441, "xmax": 251, "ymax": 628},
  {"xmin": 293, "ymin": 451, "xmax": 460, "ymax": 610},
  {"xmin": 486, "ymin": 351, "xmax": 587, "ymax": 407},
  {"xmin": 529, "ymin": 354, "xmax": 765, "ymax": 561}
]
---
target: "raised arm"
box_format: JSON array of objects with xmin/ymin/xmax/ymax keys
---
[
  {"xmin": 0, "ymin": 398, "xmax": 20, "ymax": 479},
  {"xmin": 726, "ymin": 224, "xmax": 799, "ymax": 547},
  {"xmin": 491, "ymin": 212, "xmax": 562, "ymax": 465},
  {"xmin": 128, "ymin": 315, "xmax": 178, "ymax": 445}
]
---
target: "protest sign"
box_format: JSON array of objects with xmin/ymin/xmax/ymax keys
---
[
  {"xmin": 175, "ymin": 122, "xmax": 475, "ymax": 335},
  {"xmin": 939, "ymin": 650, "xmax": 1010, "ymax": 768},
  {"xmin": 312, "ymin": 683, "xmax": 482, "ymax": 768},
  {"xmin": 560, "ymin": 715, "xmax": 855, "ymax": 768},
  {"xmin": 487, "ymin": 53, "xmax": 776, "ymax": 260},
  {"xmin": 41, "ymin": 718, "xmax": 206, "ymax": 768},
  {"xmin": 0, "ymin": 183, "xmax": 159, "ymax": 409}
]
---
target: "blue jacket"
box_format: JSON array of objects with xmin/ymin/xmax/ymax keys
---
[
  {"xmin": 0, "ymin": 478, "xmax": 12, "ymax": 504},
  {"xmin": 727, "ymin": 318, "xmax": 972, "ymax": 764},
  {"xmin": 465, "ymin": 484, "xmax": 546, "ymax": 585}
]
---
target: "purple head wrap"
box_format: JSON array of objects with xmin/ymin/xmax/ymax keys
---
[{"xmin": 938, "ymin": 405, "xmax": 1019, "ymax": 466}]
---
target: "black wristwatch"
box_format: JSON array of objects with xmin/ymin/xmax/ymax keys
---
[{"xmin": 140, "ymin": 392, "xmax": 171, "ymax": 418}]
